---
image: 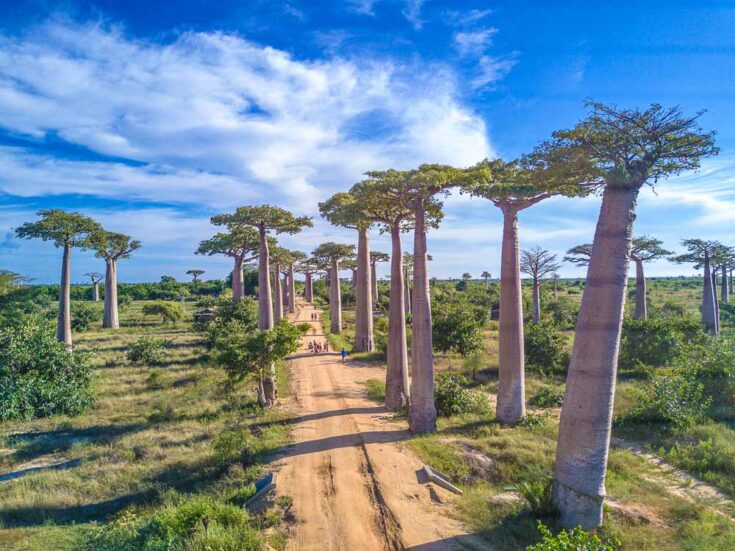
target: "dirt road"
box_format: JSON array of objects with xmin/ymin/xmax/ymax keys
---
[{"xmin": 273, "ymin": 301, "xmax": 483, "ymax": 551}]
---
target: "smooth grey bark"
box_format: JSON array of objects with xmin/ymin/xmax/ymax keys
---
[
  {"xmin": 404, "ymin": 270, "xmax": 412, "ymax": 314},
  {"xmin": 258, "ymin": 227, "xmax": 276, "ymax": 406},
  {"xmin": 231, "ymin": 256, "xmax": 244, "ymax": 305},
  {"xmin": 496, "ymin": 206, "xmax": 526, "ymax": 424},
  {"xmin": 92, "ymin": 282, "xmax": 100, "ymax": 302},
  {"xmin": 282, "ymin": 273, "xmax": 289, "ymax": 307},
  {"xmin": 702, "ymin": 256, "xmax": 718, "ymax": 335},
  {"xmin": 351, "ymin": 268, "xmax": 357, "ymax": 291},
  {"xmin": 386, "ymin": 225, "xmax": 410, "ymax": 410},
  {"xmin": 330, "ymin": 259, "xmax": 342, "ymax": 334},
  {"xmin": 288, "ymin": 265, "xmax": 296, "ymax": 313},
  {"xmin": 720, "ymin": 262, "xmax": 729, "ymax": 303},
  {"xmin": 57, "ymin": 243, "xmax": 72, "ymax": 346},
  {"xmin": 553, "ymin": 185, "xmax": 639, "ymax": 529},
  {"xmin": 532, "ymin": 276, "xmax": 541, "ymax": 324},
  {"xmin": 730, "ymin": 268, "xmax": 734, "ymax": 296},
  {"xmin": 273, "ymin": 267, "xmax": 283, "ymax": 323},
  {"xmin": 371, "ymin": 261, "xmax": 379, "ymax": 304},
  {"xmin": 305, "ymin": 272, "xmax": 314, "ymax": 302},
  {"xmin": 633, "ymin": 256, "xmax": 647, "ymax": 320},
  {"xmin": 353, "ymin": 228, "xmax": 374, "ymax": 352},
  {"xmin": 102, "ymin": 259, "xmax": 119, "ymax": 329},
  {"xmin": 408, "ymin": 202, "xmax": 437, "ymax": 433},
  {"xmin": 712, "ymin": 270, "xmax": 720, "ymax": 334}
]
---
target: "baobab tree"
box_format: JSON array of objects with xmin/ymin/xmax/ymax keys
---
[
  {"xmin": 551, "ymin": 272, "xmax": 560, "ymax": 299},
  {"xmin": 673, "ymin": 239, "xmax": 723, "ymax": 335},
  {"xmin": 85, "ymin": 272, "xmax": 103, "ymax": 302},
  {"xmin": 320, "ymin": 193, "xmax": 375, "ymax": 353},
  {"xmin": 221, "ymin": 206, "xmax": 312, "ymax": 405},
  {"xmin": 88, "ymin": 231, "xmax": 141, "ymax": 329},
  {"xmin": 520, "ymin": 247, "xmax": 561, "ymax": 324},
  {"xmin": 196, "ymin": 225, "xmax": 260, "ymax": 305},
  {"xmin": 370, "ymin": 251, "xmax": 389, "ymax": 304},
  {"xmin": 186, "ymin": 269, "xmax": 205, "ymax": 285},
  {"xmin": 469, "ymin": 154, "xmax": 587, "ymax": 426},
  {"xmin": 16, "ymin": 210, "xmax": 102, "ymax": 346},
  {"xmin": 312, "ymin": 242, "xmax": 355, "ymax": 335},
  {"xmin": 551, "ymin": 102, "xmax": 717, "ymax": 529},
  {"xmin": 286, "ymin": 251, "xmax": 307, "ymax": 314},
  {"xmin": 296, "ymin": 260, "xmax": 319, "ymax": 303},
  {"xmin": 481, "ymin": 270, "xmax": 492, "ymax": 289}
]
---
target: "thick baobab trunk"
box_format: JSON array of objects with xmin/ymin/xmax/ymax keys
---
[
  {"xmin": 258, "ymin": 227, "xmax": 277, "ymax": 405},
  {"xmin": 371, "ymin": 261, "xmax": 379, "ymax": 304},
  {"xmin": 404, "ymin": 271, "xmax": 412, "ymax": 314},
  {"xmin": 231, "ymin": 256, "xmax": 244, "ymax": 305},
  {"xmin": 103, "ymin": 259, "xmax": 120, "ymax": 329},
  {"xmin": 496, "ymin": 206, "xmax": 525, "ymax": 424},
  {"xmin": 282, "ymin": 273, "xmax": 289, "ymax": 307},
  {"xmin": 288, "ymin": 264, "xmax": 296, "ymax": 313},
  {"xmin": 532, "ymin": 276, "xmax": 541, "ymax": 324},
  {"xmin": 553, "ymin": 184, "xmax": 639, "ymax": 530},
  {"xmin": 330, "ymin": 260, "xmax": 342, "ymax": 334},
  {"xmin": 408, "ymin": 203, "xmax": 436, "ymax": 433},
  {"xmin": 305, "ymin": 272, "xmax": 314, "ymax": 302},
  {"xmin": 720, "ymin": 263, "xmax": 729, "ymax": 303},
  {"xmin": 701, "ymin": 257, "xmax": 718, "ymax": 335},
  {"xmin": 351, "ymin": 268, "xmax": 357, "ymax": 291},
  {"xmin": 386, "ymin": 225, "xmax": 410, "ymax": 410},
  {"xmin": 57, "ymin": 243, "xmax": 72, "ymax": 346},
  {"xmin": 353, "ymin": 228, "xmax": 374, "ymax": 352},
  {"xmin": 273, "ymin": 267, "xmax": 283, "ymax": 323},
  {"xmin": 730, "ymin": 268, "xmax": 734, "ymax": 296},
  {"xmin": 712, "ymin": 270, "xmax": 720, "ymax": 334},
  {"xmin": 633, "ymin": 257, "xmax": 647, "ymax": 320},
  {"xmin": 92, "ymin": 282, "xmax": 100, "ymax": 302}
]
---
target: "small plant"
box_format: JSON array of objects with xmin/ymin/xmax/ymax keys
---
[
  {"xmin": 507, "ymin": 479, "xmax": 555, "ymax": 519},
  {"xmin": 434, "ymin": 372, "xmax": 474, "ymax": 416},
  {"xmin": 70, "ymin": 301, "xmax": 101, "ymax": 331},
  {"xmin": 519, "ymin": 412, "xmax": 551, "ymax": 428},
  {"xmin": 463, "ymin": 349, "xmax": 487, "ymax": 381},
  {"xmin": 142, "ymin": 301, "xmax": 186, "ymax": 326},
  {"xmin": 529, "ymin": 386, "xmax": 564, "ymax": 408},
  {"xmin": 127, "ymin": 336, "xmax": 167, "ymax": 365},
  {"xmin": 526, "ymin": 521, "xmax": 621, "ymax": 551},
  {"xmin": 146, "ymin": 370, "xmax": 164, "ymax": 390}
]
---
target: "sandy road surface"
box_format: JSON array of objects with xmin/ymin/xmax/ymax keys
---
[{"xmin": 272, "ymin": 301, "xmax": 484, "ymax": 551}]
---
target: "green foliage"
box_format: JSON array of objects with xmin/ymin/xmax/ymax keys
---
[
  {"xmin": 70, "ymin": 301, "xmax": 101, "ymax": 332},
  {"xmin": 462, "ymin": 349, "xmax": 487, "ymax": 381},
  {"xmin": 205, "ymin": 297, "xmax": 259, "ymax": 344},
  {"xmin": 544, "ymin": 298, "xmax": 579, "ymax": 329},
  {"xmin": 127, "ymin": 336, "xmax": 167, "ymax": 365},
  {"xmin": 434, "ymin": 373, "xmax": 474, "ymax": 417},
  {"xmin": 15, "ymin": 209, "xmax": 102, "ymax": 248},
  {"xmin": 526, "ymin": 521, "xmax": 621, "ymax": 551},
  {"xmin": 619, "ymin": 316, "xmax": 705, "ymax": 370},
  {"xmin": 0, "ymin": 315, "xmax": 92, "ymax": 421},
  {"xmin": 623, "ymin": 373, "xmax": 711, "ymax": 428},
  {"xmin": 524, "ymin": 322, "xmax": 570, "ymax": 374},
  {"xmin": 431, "ymin": 290, "xmax": 489, "ymax": 356},
  {"xmin": 142, "ymin": 301, "xmax": 186, "ymax": 326},
  {"xmin": 529, "ymin": 387, "xmax": 564, "ymax": 408},
  {"xmin": 507, "ymin": 479, "xmax": 555, "ymax": 519}
]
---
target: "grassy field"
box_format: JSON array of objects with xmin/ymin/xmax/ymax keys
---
[{"xmin": 0, "ymin": 300, "xmax": 292, "ymax": 550}]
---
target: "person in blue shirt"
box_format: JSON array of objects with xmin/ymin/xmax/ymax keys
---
[{"xmin": 340, "ymin": 347, "xmax": 347, "ymax": 363}]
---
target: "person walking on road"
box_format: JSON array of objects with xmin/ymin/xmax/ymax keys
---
[{"xmin": 340, "ymin": 347, "xmax": 347, "ymax": 363}]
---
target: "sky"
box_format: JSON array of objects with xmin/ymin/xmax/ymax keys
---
[{"xmin": 1, "ymin": 0, "xmax": 735, "ymax": 284}]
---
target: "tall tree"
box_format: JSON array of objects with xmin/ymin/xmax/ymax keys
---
[
  {"xmin": 312, "ymin": 242, "xmax": 355, "ymax": 335},
  {"xmin": 87, "ymin": 231, "xmax": 141, "ymax": 329},
  {"xmin": 320, "ymin": 193, "xmax": 375, "ymax": 353},
  {"xmin": 196, "ymin": 226, "xmax": 260, "ymax": 304},
  {"xmin": 673, "ymin": 239, "xmax": 723, "ymax": 334},
  {"xmin": 186, "ymin": 269, "xmax": 205, "ymax": 285},
  {"xmin": 217, "ymin": 206, "xmax": 312, "ymax": 405},
  {"xmin": 370, "ymin": 251, "xmax": 390, "ymax": 304},
  {"xmin": 296, "ymin": 260, "xmax": 319, "ymax": 303},
  {"xmin": 481, "ymin": 270, "xmax": 492, "ymax": 289},
  {"xmin": 16, "ymin": 210, "xmax": 102, "ymax": 346},
  {"xmin": 551, "ymin": 102, "xmax": 717, "ymax": 529},
  {"xmin": 551, "ymin": 272, "xmax": 560, "ymax": 299},
  {"xmin": 630, "ymin": 237, "xmax": 672, "ymax": 319},
  {"xmin": 287, "ymin": 251, "xmax": 307, "ymax": 313},
  {"xmin": 520, "ymin": 247, "xmax": 561, "ymax": 324},
  {"xmin": 469, "ymin": 154, "xmax": 588, "ymax": 426},
  {"xmin": 85, "ymin": 272, "xmax": 103, "ymax": 302}
]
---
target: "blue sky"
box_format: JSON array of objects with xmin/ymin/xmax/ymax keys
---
[{"xmin": 1, "ymin": 0, "xmax": 734, "ymax": 283}]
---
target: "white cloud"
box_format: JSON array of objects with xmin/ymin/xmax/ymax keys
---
[
  {"xmin": 453, "ymin": 28, "xmax": 498, "ymax": 57},
  {"xmin": 472, "ymin": 54, "xmax": 519, "ymax": 89},
  {"xmin": 445, "ymin": 9, "xmax": 493, "ymax": 27},
  {"xmin": 402, "ymin": 0, "xmax": 426, "ymax": 30},
  {"xmin": 347, "ymin": 0, "xmax": 377, "ymax": 16}
]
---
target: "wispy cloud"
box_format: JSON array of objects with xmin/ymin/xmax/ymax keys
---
[
  {"xmin": 445, "ymin": 9, "xmax": 493, "ymax": 27},
  {"xmin": 453, "ymin": 28, "xmax": 498, "ymax": 57},
  {"xmin": 347, "ymin": 0, "xmax": 378, "ymax": 16},
  {"xmin": 402, "ymin": 0, "xmax": 426, "ymax": 30},
  {"xmin": 472, "ymin": 54, "xmax": 519, "ymax": 89}
]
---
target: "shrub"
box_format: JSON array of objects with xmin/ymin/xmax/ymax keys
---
[
  {"xmin": 70, "ymin": 301, "xmax": 101, "ymax": 332},
  {"xmin": 432, "ymin": 301, "xmax": 486, "ymax": 356},
  {"xmin": 529, "ymin": 386, "xmax": 564, "ymax": 408},
  {"xmin": 623, "ymin": 372, "xmax": 711, "ymax": 428},
  {"xmin": 127, "ymin": 336, "xmax": 166, "ymax": 365},
  {"xmin": 0, "ymin": 315, "xmax": 92, "ymax": 421},
  {"xmin": 434, "ymin": 372, "xmax": 473, "ymax": 416},
  {"xmin": 526, "ymin": 521, "xmax": 621, "ymax": 551},
  {"xmin": 619, "ymin": 315, "xmax": 705, "ymax": 370},
  {"xmin": 525, "ymin": 322, "xmax": 570, "ymax": 374},
  {"xmin": 462, "ymin": 349, "xmax": 487, "ymax": 381},
  {"xmin": 507, "ymin": 479, "xmax": 555, "ymax": 519},
  {"xmin": 142, "ymin": 301, "xmax": 186, "ymax": 326},
  {"xmin": 544, "ymin": 298, "xmax": 579, "ymax": 329}
]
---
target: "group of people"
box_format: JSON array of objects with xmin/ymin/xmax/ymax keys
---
[
  {"xmin": 309, "ymin": 312, "xmax": 318, "ymax": 321},
  {"xmin": 307, "ymin": 340, "xmax": 328, "ymax": 353}
]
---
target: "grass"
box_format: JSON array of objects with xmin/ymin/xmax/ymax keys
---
[
  {"xmin": 363, "ymin": 379, "xmax": 386, "ymax": 402},
  {"xmin": 0, "ymin": 300, "xmax": 293, "ymax": 550}
]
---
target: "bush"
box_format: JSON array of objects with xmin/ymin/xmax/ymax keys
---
[
  {"xmin": 434, "ymin": 372, "xmax": 473, "ymax": 416},
  {"xmin": 529, "ymin": 386, "xmax": 564, "ymax": 408},
  {"xmin": 526, "ymin": 521, "xmax": 621, "ymax": 551},
  {"xmin": 619, "ymin": 315, "xmax": 705, "ymax": 370},
  {"xmin": 544, "ymin": 298, "xmax": 579, "ymax": 329},
  {"xmin": 623, "ymin": 372, "xmax": 711, "ymax": 428},
  {"xmin": 507, "ymin": 479, "xmax": 555, "ymax": 519},
  {"xmin": 432, "ymin": 299, "xmax": 487, "ymax": 356},
  {"xmin": 70, "ymin": 301, "xmax": 101, "ymax": 332},
  {"xmin": 0, "ymin": 315, "xmax": 92, "ymax": 421},
  {"xmin": 525, "ymin": 322, "xmax": 570, "ymax": 374},
  {"xmin": 127, "ymin": 336, "xmax": 167, "ymax": 365},
  {"xmin": 142, "ymin": 301, "xmax": 186, "ymax": 326}
]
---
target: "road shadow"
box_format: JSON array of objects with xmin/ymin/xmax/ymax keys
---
[
  {"xmin": 0, "ymin": 458, "xmax": 83, "ymax": 483},
  {"xmin": 273, "ymin": 429, "xmax": 409, "ymax": 459}
]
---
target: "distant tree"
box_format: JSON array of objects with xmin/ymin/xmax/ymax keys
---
[
  {"xmin": 186, "ymin": 269, "xmax": 205, "ymax": 285},
  {"xmin": 673, "ymin": 239, "xmax": 723, "ymax": 334},
  {"xmin": 312, "ymin": 242, "xmax": 355, "ymax": 335},
  {"xmin": 15, "ymin": 210, "xmax": 102, "ymax": 346},
  {"xmin": 551, "ymin": 272, "xmax": 560, "ymax": 299},
  {"xmin": 629, "ymin": 237, "xmax": 672, "ymax": 320},
  {"xmin": 551, "ymin": 102, "xmax": 718, "ymax": 529},
  {"xmin": 84, "ymin": 272, "xmax": 104, "ymax": 302},
  {"xmin": 369, "ymin": 251, "xmax": 390, "ymax": 304},
  {"xmin": 296, "ymin": 259, "xmax": 319, "ymax": 303},
  {"xmin": 87, "ymin": 231, "xmax": 141, "ymax": 330},
  {"xmin": 520, "ymin": 247, "xmax": 561, "ymax": 324},
  {"xmin": 142, "ymin": 301, "xmax": 185, "ymax": 326},
  {"xmin": 481, "ymin": 270, "xmax": 492, "ymax": 288},
  {"xmin": 196, "ymin": 226, "xmax": 259, "ymax": 304}
]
